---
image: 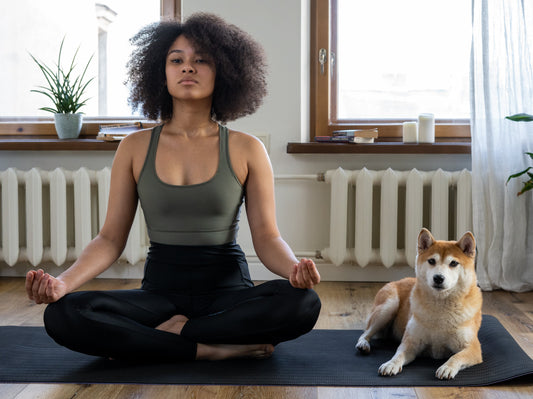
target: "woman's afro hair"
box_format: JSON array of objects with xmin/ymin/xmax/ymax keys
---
[{"xmin": 126, "ymin": 13, "xmax": 267, "ymax": 123}]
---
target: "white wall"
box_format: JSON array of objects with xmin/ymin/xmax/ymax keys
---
[{"xmin": 0, "ymin": 0, "xmax": 471, "ymax": 281}]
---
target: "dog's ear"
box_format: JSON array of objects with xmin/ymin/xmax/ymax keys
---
[
  {"xmin": 418, "ymin": 228, "xmax": 435, "ymax": 253},
  {"xmin": 457, "ymin": 231, "xmax": 476, "ymax": 257}
]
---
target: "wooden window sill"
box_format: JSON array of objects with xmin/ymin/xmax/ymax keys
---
[
  {"xmin": 0, "ymin": 135, "xmax": 120, "ymax": 151},
  {"xmin": 2, "ymin": 136, "xmax": 471, "ymax": 154},
  {"xmin": 0, "ymin": 119, "xmax": 159, "ymax": 151},
  {"xmin": 287, "ymin": 137, "xmax": 471, "ymax": 154}
]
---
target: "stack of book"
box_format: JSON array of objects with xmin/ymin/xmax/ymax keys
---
[
  {"xmin": 96, "ymin": 122, "xmax": 145, "ymax": 141},
  {"xmin": 315, "ymin": 128, "xmax": 378, "ymax": 143}
]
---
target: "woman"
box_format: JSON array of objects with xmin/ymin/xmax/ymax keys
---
[{"xmin": 25, "ymin": 13, "xmax": 321, "ymax": 362}]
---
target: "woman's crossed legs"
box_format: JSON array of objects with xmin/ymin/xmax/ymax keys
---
[{"xmin": 44, "ymin": 280, "xmax": 320, "ymax": 361}]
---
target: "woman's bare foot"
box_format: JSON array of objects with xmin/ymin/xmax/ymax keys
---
[
  {"xmin": 156, "ymin": 316, "xmax": 274, "ymax": 361},
  {"xmin": 156, "ymin": 315, "xmax": 189, "ymax": 335},
  {"xmin": 196, "ymin": 343, "xmax": 275, "ymax": 361}
]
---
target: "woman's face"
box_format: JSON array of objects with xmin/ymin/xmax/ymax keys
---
[{"xmin": 165, "ymin": 35, "xmax": 216, "ymax": 102}]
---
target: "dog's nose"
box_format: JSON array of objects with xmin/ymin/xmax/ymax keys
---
[{"xmin": 433, "ymin": 274, "xmax": 445, "ymax": 285}]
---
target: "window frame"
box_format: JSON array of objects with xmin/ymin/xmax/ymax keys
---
[
  {"xmin": 0, "ymin": 0, "xmax": 181, "ymax": 137},
  {"xmin": 309, "ymin": 0, "xmax": 471, "ymax": 141}
]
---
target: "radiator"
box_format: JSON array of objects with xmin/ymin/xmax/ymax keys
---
[
  {"xmin": 1, "ymin": 167, "xmax": 472, "ymax": 272},
  {"xmin": 319, "ymin": 167, "xmax": 472, "ymax": 268},
  {"xmin": 0, "ymin": 167, "xmax": 148, "ymax": 267}
]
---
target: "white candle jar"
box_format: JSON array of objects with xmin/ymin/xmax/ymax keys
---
[
  {"xmin": 402, "ymin": 121, "xmax": 418, "ymax": 143},
  {"xmin": 418, "ymin": 113, "xmax": 435, "ymax": 143}
]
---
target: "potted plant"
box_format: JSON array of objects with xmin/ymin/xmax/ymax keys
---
[
  {"xmin": 30, "ymin": 37, "xmax": 94, "ymax": 139},
  {"xmin": 506, "ymin": 113, "xmax": 533, "ymax": 196}
]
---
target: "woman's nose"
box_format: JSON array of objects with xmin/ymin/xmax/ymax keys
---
[{"xmin": 182, "ymin": 62, "xmax": 195, "ymax": 73}]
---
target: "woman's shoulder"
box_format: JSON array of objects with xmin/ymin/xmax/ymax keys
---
[
  {"xmin": 113, "ymin": 127, "xmax": 156, "ymax": 170},
  {"xmin": 117, "ymin": 126, "xmax": 155, "ymax": 152},
  {"xmin": 123, "ymin": 126, "xmax": 155, "ymax": 143},
  {"xmin": 227, "ymin": 128, "xmax": 267, "ymax": 155},
  {"xmin": 227, "ymin": 128, "xmax": 271, "ymax": 179},
  {"xmin": 115, "ymin": 126, "xmax": 160, "ymax": 180}
]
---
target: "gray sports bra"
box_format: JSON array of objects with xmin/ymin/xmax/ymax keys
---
[{"xmin": 136, "ymin": 124, "xmax": 245, "ymax": 246}]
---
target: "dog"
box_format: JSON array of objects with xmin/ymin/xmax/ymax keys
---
[{"xmin": 355, "ymin": 228, "xmax": 482, "ymax": 380}]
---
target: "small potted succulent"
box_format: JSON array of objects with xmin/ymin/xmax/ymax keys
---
[
  {"xmin": 506, "ymin": 113, "xmax": 533, "ymax": 196},
  {"xmin": 30, "ymin": 38, "xmax": 94, "ymax": 139}
]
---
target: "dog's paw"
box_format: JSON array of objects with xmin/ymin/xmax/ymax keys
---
[
  {"xmin": 356, "ymin": 337, "xmax": 371, "ymax": 354},
  {"xmin": 435, "ymin": 364, "xmax": 459, "ymax": 380},
  {"xmin": 378, "ymin": 360, "xmax": 403, "ymax": 376}
]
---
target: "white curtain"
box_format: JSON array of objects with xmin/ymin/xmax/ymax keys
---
[{"xmin": 471, "ymin": 0, "xmax": 533, "ymax": 291}]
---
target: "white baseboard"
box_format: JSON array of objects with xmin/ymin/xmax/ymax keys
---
[
  {"xmin": 248, "ymin": 262, "xmax": 414, "ymax": 282},
  {"xmin": 0, "ymin": 259, "xmax": 414, "ymax": 283}
]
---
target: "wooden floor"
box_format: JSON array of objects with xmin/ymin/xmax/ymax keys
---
[{"xmin": 1, "ymin": 277, "xmax": 532, "ymax": 398}]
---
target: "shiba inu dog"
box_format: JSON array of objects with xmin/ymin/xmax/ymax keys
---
[{"xmin": 356, "ymin": 228, "xmax": 482, "ymax": 380}]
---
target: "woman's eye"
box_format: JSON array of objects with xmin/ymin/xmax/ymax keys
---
[{"xmin": 170, "ymin": 58, "xmax": 182, "ymax": 64}]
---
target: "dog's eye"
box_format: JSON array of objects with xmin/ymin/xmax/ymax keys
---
[
  {"xmin": 428, "ymin": 258, "xmax": 436, "ymax": 266},
  {"xmin": 449, "ymin": 260, "xmax": 459, "ymax": 267}
]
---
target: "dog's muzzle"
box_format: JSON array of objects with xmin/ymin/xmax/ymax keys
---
[{"xmin": 433, "ymin": 274, "xmax": 445, "ymax": 289}]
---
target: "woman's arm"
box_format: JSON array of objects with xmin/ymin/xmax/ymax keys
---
[
  {"xmin": 242, "ymin": 136, "xmax": 320, "ymax": 289},
  {"xmin": 26, "ymin": 133, "xmax": 142, "ymax": 303}
]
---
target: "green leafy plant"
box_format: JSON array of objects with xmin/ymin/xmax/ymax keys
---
[
  {"xmin": 506, "ymin": 152, "xmax": 533, "ymax": 196},
  {"xmin": 506, "ymin": 113, "xmax": 533, "ymax": 122},
  {"xmin": 506, "ymin": 113, "xmax": 533, "ymax": 196},
  {"xmin": 29, "ymin": 37, "xmax": 94, "ymax": 114}
]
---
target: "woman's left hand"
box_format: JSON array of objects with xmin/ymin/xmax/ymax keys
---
[{"xmin": 289, "ymin": 258, "xmax": 321, "ymax": 289}]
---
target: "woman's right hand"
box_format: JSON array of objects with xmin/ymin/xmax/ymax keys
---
[{"xmin": 26, "ymin": 269, "xmax": 67, "ymax": 304}]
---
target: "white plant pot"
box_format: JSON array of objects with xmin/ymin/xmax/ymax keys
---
[{"xmin": 54, "ymin": 113, "xmax": 83, "ymax": 139}]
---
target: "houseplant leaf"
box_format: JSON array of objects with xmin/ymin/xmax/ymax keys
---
[
  {"xmin": 506, "ymin": 113, "xmax": 533, "ymax": 122},
  {"xmin": 29, "ymin": 37, "xmax": 94, "ymax": 115}
]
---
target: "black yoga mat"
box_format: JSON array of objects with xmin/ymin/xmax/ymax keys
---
[{"xmin": 0, "ymin": 315, "xmax": 532, "ymax": 387}]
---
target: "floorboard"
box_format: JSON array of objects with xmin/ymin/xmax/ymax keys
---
[{"xmin": 1, "ymin": 278, "xmax": 532, "ymax": 398}]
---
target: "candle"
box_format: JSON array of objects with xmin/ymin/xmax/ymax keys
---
[
  {"xmin": 418, "ymin": 113, "xmax": 435, "ymax": 143},
  {"xmin": 402, "ymin": 121, "xmax": 418, "ymax": 143}
]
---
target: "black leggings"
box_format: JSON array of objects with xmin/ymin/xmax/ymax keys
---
[{"xmin": 43, "ymin": 242, "xmax": 321, "ymax": 361}]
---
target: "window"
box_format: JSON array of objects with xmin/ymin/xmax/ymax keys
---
[
  {"xmin": 0, "ymin": 0, "xmax": 180, "ymax": 120},
  {"xmin": 311, "ymin": 0, "xmax": 471, "ymax": 138}
]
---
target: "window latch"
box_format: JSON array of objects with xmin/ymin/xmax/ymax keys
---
[
  {"xmin": 319, "ymin": 48, "xmax": 327, "ymax": 75},
  {"xmin": 330, "ymin": 51, "xmax": 335, "ymax": 77}
]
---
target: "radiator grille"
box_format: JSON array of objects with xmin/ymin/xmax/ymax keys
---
[
  {"xmin": 321, "ymin": 167, "xmax": 472, "ymax": 267},
  {"xmin": 0, "ymin": 167, "xmax": 148, "ymax": 267}
]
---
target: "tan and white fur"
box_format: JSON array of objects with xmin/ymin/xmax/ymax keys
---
[{"xmin": 356, "ymin": 228, "xmax": 482, "ymax": 380}]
